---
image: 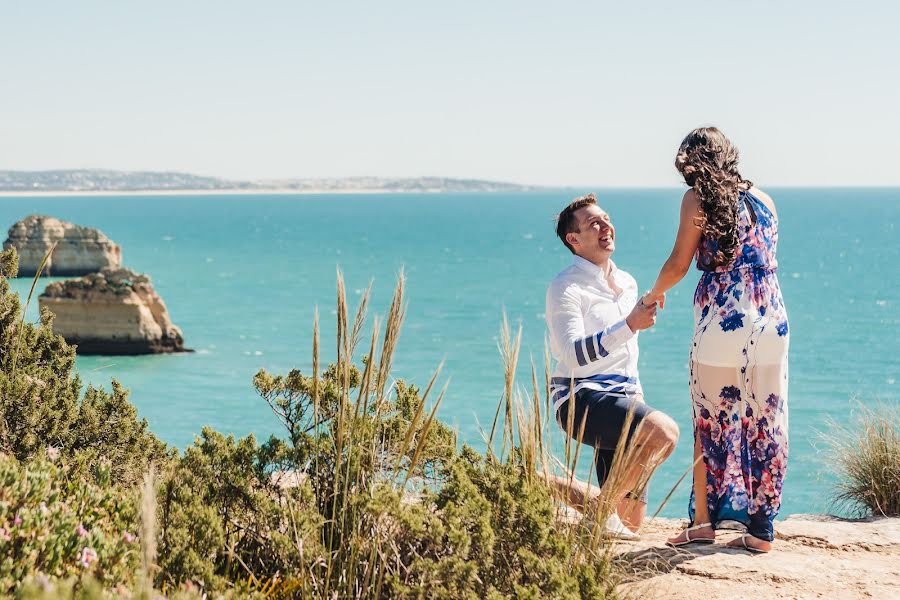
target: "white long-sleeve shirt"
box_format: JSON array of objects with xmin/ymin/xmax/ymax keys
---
[{"xmin": 546, "ymin": 255, "xmax": 642, "ymax": 412}]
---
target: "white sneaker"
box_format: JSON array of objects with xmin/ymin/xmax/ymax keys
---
[{"xmin": 601, "ymin": 512, "xmax": 640, "ymax": 541}]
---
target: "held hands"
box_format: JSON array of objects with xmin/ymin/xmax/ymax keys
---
[
  {"xmin": 626, "ymin": 296, "xmax": 658, "ymax": 332},
  {"xmin": 642, "ymin": 289, "xmax": 666, "ymax": 310}
]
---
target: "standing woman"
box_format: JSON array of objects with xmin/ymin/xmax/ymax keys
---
[{"xmin": 644, "ymin": 127, "xmax": 789, "ymax": 553}]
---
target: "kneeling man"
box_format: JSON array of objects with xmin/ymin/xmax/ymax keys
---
[{"xmin": 546, "ymin": 193, "xmax": 679, "ymax": 539}]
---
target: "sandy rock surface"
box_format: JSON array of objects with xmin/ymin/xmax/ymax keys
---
[
  {"xmin": 39, "ymin": 267, "xmax": 188, "ymax": 355},
  {"xmin": 4, "ymin": 214, "xmax": 121, "ymax": 276},
  {"xmin": 616, "ymin": 515, "xmax": 900, "ymax": 599}
]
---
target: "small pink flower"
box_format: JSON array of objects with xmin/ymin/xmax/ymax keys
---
[
  {"xmin": 46, "ymin": 446, "xmax": 60, "ymax": 461},
  {"xmin": 79, "ymin": 546, "xmax": 98, "ymax": 568},
  {"xmin": 0, "ymin": 528, "xmax": 10, "ymax": 541},
  {"xmin": 123, "ymin": 531, "xmax": 136, "ymax": 543},
  {"xmin": 35, "ymin": 574, "xmax": 52, "ymax": 592},
  {"xmin": 13, "ymin": 514, "xmax": 22, "ymax": 526},
  {"xmin": 76, "ymin": 523, "xmax": 88, "ymax": 538}
]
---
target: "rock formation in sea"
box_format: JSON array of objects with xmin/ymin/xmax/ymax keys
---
[
  {"xmin": 3, "ymin": 215, "xmax": 122, "ymax": 276},
  {"xmin": 38, "ymin": 268, "xmax": 189, "ymax": 355}
]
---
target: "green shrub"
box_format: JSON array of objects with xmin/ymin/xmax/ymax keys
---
[
  {"xmin": 0, "ymin": 454, "xmax": 138, "ymax": 593},
  {"xmin": 1, "ymin": 258, "xmax": 623, "ymax": 598},
  {"xmin": 0, "ymin": 248, "xmax": 172, "ymax": 488},
  {"xmin": 373, "ymin": 447, "xmax": 619, "ymax": 599},
  {"xmin": 829, "ymin": 403, "xmax": 900, "ymax": 517},
  {"xmin": 156, "ymin": 427, "xmax": 320, "ymax": 591}
]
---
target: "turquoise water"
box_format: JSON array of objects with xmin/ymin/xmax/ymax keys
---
[{"xmin": 2, "ymin": 189, "xmax": 898, "ymax": 518}]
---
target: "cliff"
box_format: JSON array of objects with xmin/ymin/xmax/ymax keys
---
[
  {"xmin": 39, "ymin": 268, "xmax": 188, "ymax": 355},
  {"xmin": 616, "ymin": 515, "xmax": 900, "ymax": 599},
  {"xmin": 4, "ymin": 215, "xmax": 121, "ymax": 277}
]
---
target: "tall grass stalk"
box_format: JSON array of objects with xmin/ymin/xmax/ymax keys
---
[
  {"xmin": 139, "ymin": 466, "xmax": 158, "ymax": 595},
  {"xmin": 499, "ymin": 312, "xmax": 521, "ymax": 460},
  {"xmin": 391, "ymin": 362, "xmax": 443, "ymax": 483},
  {"xmin": 374, "ymin": 269, "xmax": 405, "ymax": 405},
  {"xmin": 9, "ymin": 242, "xmax": 56, "ymax": 375},
  {"xmin": 401, "ymin": 382, "xmax": 448, "ymax": 489},
  {"xmin": 309, "ymin": 270, "xmax": 454, "ymax": 597},
  {"xmin": 489, "ymin": 318, "xmax": 628, "ymax": 593}
]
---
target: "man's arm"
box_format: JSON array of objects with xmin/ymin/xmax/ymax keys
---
[{"xmin": 546, "ymin": 282, "xmax": 657, "ymax": 369}]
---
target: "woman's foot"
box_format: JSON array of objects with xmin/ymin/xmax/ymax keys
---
[
  {"xmin": 726, "ymin": 533, "xmax": 771, "ymax": 553},
  {"xmin": 666, "ymin": 522, "xmax": 715, "ymax": 547}
]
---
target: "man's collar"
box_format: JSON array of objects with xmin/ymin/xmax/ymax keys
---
[{"xmin": 572, "ymin": 255, "xmax": 616, "ymax": 280}]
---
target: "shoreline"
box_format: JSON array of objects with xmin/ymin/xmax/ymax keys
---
[
  {"xmin": 0, "ymin": 188, "xmax": 549, "ymax": 198},
  {"xmin": 0, "ymin": 186, "xmax": 896, "ymax": 199}
]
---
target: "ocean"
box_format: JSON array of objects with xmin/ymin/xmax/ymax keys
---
[{"xmin": 2, "ymin": 189, "xmax": 898, "ymax": 518}]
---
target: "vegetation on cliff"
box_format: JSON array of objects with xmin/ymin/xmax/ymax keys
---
[
  {"xmin": 0, "ymin": 248, "xmax": 622, "ymax": 599},
  {"xmin": 829, "ymin": 404, "xmax": 900, "ymax": 517}
]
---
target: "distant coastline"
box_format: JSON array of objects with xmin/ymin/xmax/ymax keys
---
[
  {"xmin": 4, "ymin": 171, "xmax": 891, "ymax": 198},
  {"xmin": 0, "ymin": 169, "xmax": 544, "ymax": 195}
]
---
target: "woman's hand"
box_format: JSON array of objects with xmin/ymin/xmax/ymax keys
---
[{"xmin": 643, "ymin": 290, "xmax": 666, "ymax": 310}]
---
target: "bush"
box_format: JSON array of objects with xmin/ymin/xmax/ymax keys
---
[
  {"xmin": 373, "ymin": 447, "xmax": 618, "ymax": 599},
  {"xmin": 0, "ymin": 454, "xmax": 138, "ymax": 593},
  {"xmin": 829, "ymin": 403, "xmax": 900, "ymax": 517},
  {"xmin": 0, "ymin": 248, "xmax": 171, "ymax": 488},
  {"xmin": 2, "ymin": 258, "xmax": 623, "ymax": 598}
]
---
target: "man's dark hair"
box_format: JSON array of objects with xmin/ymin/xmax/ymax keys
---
[{"xmin": 555, "ymin": 193, "xmax": 598, "ymax": 254}]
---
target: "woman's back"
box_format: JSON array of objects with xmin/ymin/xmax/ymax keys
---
[{"xmin": 696, "ymin": 188, "xmax": 779, "ymax": 273}]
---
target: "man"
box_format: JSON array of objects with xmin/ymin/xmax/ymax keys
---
[{"xmin": 545, "ymin": 193, "xmax": 679, "ymax": 540}]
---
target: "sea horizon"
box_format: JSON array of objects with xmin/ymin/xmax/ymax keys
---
[{"xmin": 3, "ymin": 185, "xmax": 900, "ymax": 199}]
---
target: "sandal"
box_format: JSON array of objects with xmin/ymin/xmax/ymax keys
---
[
  {"xmin": 727, "ymin": 532, "xmax": 770, "ymax": 554},
  {"xmin": 666, "ymin": 522, "xmax": 715, "ymax": 547}
]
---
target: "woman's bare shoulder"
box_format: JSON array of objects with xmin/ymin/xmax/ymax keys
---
[
  {"xmin": 682, "ymin": 187, "xmax": 700, "ymax": 208},
  {"xmin": 749, "ymin": 186, "xmax": 778, "ymax": 219}
]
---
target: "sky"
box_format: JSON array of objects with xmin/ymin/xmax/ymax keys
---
[{"xmin": 1, "ymin": 1, "xmax": 898, "ymax": 187}]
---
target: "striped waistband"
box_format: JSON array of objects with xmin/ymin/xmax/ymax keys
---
[{"xmin": 550, "ymin": 374, "xmax": 639, "ymax": 412}]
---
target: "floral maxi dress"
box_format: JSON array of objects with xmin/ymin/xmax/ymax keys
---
[{"xmin": 689, "ymin": 190, "xmax": 789, "ymax": 542}]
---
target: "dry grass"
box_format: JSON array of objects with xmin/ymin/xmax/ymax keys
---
[
  {"xmin": 9, "ymin": 242, "xmax": 56, "ymax": 374},
  {"xmin": 310, "ymin": 269, "xmax": 450, "ymax": 598},
  {"xmin": 138, "ymin": 466, "xmax": 158, "ymax": 598},
  {"xmin": 828, "ymin": 402, "xmax": 900, "ymax": 517},
  {"xmin": 485, "ymin": 310, "xmax": 678, "ymax": 576}
]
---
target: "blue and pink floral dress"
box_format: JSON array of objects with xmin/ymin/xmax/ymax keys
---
[{"xmin": 689, "ymin": 190, "xmax": 789, "ymax": 542}]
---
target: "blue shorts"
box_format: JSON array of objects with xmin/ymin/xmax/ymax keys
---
[{"xmin": 556, "ymin": 388, "xmax": 655, "ymax": 501}]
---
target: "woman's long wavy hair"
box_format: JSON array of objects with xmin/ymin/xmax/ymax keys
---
[{"xmin": 675, "ymin": 127, "xmax": 752, "ymax": 268}]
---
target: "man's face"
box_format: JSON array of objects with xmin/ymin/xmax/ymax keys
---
[{"xmin": 567, "ymin": 204, "xmax": 615, "ymax": 262}]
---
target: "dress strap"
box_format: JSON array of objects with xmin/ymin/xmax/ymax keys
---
[{"xmin": 741, "ymin": 191, "xmax": 759, "ymax": 226}]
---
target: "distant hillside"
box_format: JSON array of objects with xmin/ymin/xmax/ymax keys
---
[
  {"xmin": 0, "ymin": 170, "xmax": 250, "ymax": 192},
  {"xmin": 0, "ymin": 170, "xmax": 540, "ymax": 193}
]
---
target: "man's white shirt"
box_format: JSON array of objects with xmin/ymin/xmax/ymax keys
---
[{"xmin": 545, "ymin": 255, "xmax": 643, "ymax": 412}]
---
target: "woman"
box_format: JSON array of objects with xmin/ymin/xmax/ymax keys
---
[{"xmin": 644, "ymin": 127, "xmax": 789, "ymax": 553}]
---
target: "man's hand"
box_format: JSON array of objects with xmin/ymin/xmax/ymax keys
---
[
  {"xmin": 626, "ymin": 297, "xmax": 658, "ymax": 332},
  {"xmin": 643, "ymin": 289, "xmax": 666, "ymax": 309}
]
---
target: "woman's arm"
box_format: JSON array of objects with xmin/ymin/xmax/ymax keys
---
[{"xmin": 645, "ymin": 190, "xmax": 703, "ymax": 308}]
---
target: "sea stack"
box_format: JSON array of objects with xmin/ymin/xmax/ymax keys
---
[
  {"xmin": 39, "ymin": 268, "xmax": 189, "ymax": 355},
  {"xmin": 4, "ymin": 215, "xmax": 121, "ymax": 277}
]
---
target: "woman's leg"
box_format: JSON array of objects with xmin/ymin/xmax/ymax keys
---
[
  {"xmin": 691, "ymin": 434, "xmax": 711, "ymax": 525},
  {"xmin": 666, "ymin": 434, "xmax": 715, "ymax": 544},
  {"xmin": 725, "ymin": 360, "xmax": 788, "ymax": 552},
  {"xmin": 668, "ymin": 360, "xmax": 749, "ymax": 545}
]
